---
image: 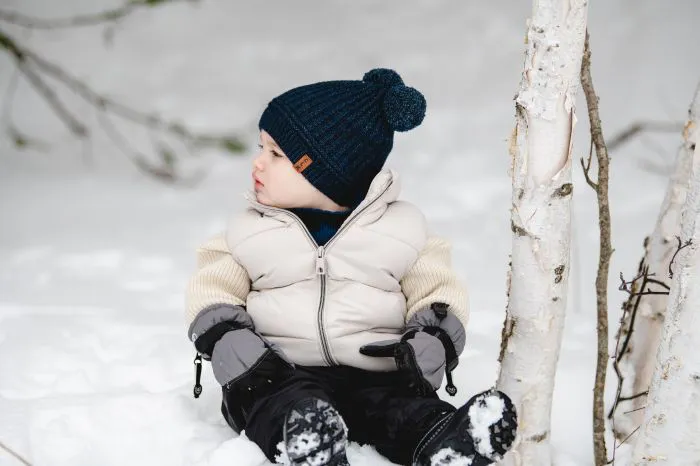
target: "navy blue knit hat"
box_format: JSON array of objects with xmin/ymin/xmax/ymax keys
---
[{"xmin": 258, "ymin": 68, "xmax": 426, "ymax": 207}]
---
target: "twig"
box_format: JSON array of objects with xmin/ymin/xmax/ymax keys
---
[
  {"xmin": 98, "ymin": 111, "xmax": 204, "ymax": 186},
  {"xmin": 0, "ymin": 26, "xmax": 244, "ymax": 182},
  {"xmin": 581, "ymin": 31, "xmax": 612, "ymax": 466},
  {"xmin": 1, "ymin": 28, "xmax": 88, "ymax": 136},
  {"xmin": 18, "ymin": 60, "xmax": 88, "ymax": 137},
  {"xmin": 668, "ymin": 236, "xmax": 693, "ymax": 279},
  {"xmin": 97, "ymin": 110, "xmax": 175, "ymax": 183},
  {"xmin": 623, "ymin": 406, "xmax": 647, "ymax": 415},
  {"xmin": 628, "ymin": 290, "xmax": 671, "ymax": 297},
  {"xmin": 618, "ymin": 268, "xmax": 647, "ymax": 292},
  {"xmin": 19, "ymin": 41, "xmax": 241, "ymax": 150},
  {"xmin": 608, "ymin": 121, "xmax": 685, "ymax": 151},
  {"xmin": 0, "ymin": 1, "xmax": 193, "ymax": 30},
  {"xmin": 645, "ymin": 277, "xmax": 671, "ymax": 290},
  {"xmin": 1, "ymin": 55, "xmax": 19, "ymax": 126},
  {"xmin": 580, "ymin": 139, "xmax": 599, "ymax": 190},
  {"xmin": 609, "ymin": 269, "xmax": 649, "ymax": 420},
  {"xmin": 0, "ymin": 439, "xmax": 31, "ymax": 466},
  {"xmin": 617, "ymin": 425, "xmax": 641, "ymax": 449},
  {"xmin": 618, "ymin": 391, "xmax": 649, "ymax": 403}
]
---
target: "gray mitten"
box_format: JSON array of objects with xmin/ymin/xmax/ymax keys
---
[
  {"xmin": 360, "ymin": 330, "xmax": 446, "ymax": 395},
  {"xmin": 360, "ymin": 303, "xmax": 465, "ymax": 396},
  {"xmin": 189, "ymin": 304, "xmax": 293, "ymax": 397}
]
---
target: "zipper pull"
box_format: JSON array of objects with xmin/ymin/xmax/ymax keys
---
[
  {"xmin": 316, "ymin": 246, "xmax": 326, "ymax": 275},
  {"xmin": 445, "ymin": 366, "xmax": 457, "ymax": 396},
  {"xmin": 193, "ymin": 353, "xmax": 203, "ymax": 398}
]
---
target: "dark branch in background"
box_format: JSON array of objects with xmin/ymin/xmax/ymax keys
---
[
  {"xmin": 0, "ymin": 1, "xmax": 196, "ymax": 30},
  {"xmin": 0, "ymin": 1, "xmax": 245, "ymax": 184},
  {"xmin": 1, "ymin": 51, "xmax": 47, "ymax": 151},
  {"xmin": 0, "ymin": 439, "xmax": 31, "ymax": 466},
  {"xmin": 607, "ymin": 121, "xmax": 685, "ymax": 151},
  {"xmin": 607, "ymin": 232, "xmax": 689, "ymax": 460},
  {"xmin": 580, "ymin": 31, "xmax": 613, "ymax": 466},
  {"xmin": 669, "ymin": 236, "xmax": 693, "ymax": 279},
  {"xmin": 617, "ymin": 391, "xmax": 648, "ymax": 403},
  {"xmin": 610, "ymin": 265, "xmax": 666, "ymax": 424}
]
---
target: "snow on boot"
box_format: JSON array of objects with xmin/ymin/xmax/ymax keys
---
[
  {"xmin": 412, "ymin": 389, "xmax": 517, "ymax": 466},
  {"xmin": 283, "ymin": 397, "xmax": 349, "ymax": 466}
]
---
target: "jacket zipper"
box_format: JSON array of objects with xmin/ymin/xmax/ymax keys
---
[
  {"xmin": 315, "ymin": 246, "xmax": 333, "ymax": 365},
  {"xmin": 247, "ymin": 180, "xmax": 394, "ymax": 366}
]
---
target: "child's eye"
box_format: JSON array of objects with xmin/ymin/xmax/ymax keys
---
[
  {"xmin": 271, "ymin": 151, "xmax": 283, "ymax": 158},
  {"xmin": 257, "ymin": 144, "xmax": 263, "ymax": 149}
]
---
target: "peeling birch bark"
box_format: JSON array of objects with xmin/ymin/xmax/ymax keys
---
[
  {"xmin": 631, "ymin": 85, "xmax": 700, "ymax": 465},
  {"xmin": 496, "ymin": 1, "xmax": 588, "ymax": 465},
  {"xmin": 613, "ymin": 85, "xmax": 700, "ymax": 443}
]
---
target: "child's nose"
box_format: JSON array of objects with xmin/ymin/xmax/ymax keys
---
[{"xmin": 252, "ymin": 153, "xmax": 265, "ymax": 171}]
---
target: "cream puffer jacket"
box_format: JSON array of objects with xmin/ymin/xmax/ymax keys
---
[{"xmin": 186, "ymin": 169, "xmax": 468, "ymax": 371}]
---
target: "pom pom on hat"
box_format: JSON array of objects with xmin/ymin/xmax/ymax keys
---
[
  {"xmin": 362, "ymin": 68, "xmax": 404, "ymax": 88},
  {"xmin": 363, "ymin": 68, "xmax": 426, "ymax": 132},
  {"xmin": 383, "ymin": 85, "xmax": 426, "ymax": 132},
  {"xmin": 258, "ymin": 67, "xmax": 427, "ymax": 207}
]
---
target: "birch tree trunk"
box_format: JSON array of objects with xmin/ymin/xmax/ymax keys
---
[
  {"xmin": 496, "ymin": 1, "xmax": 588, "ymax": 465},
  {"xmin": 631, "ymin": 90, "xmax": 700, "ymax": 464},
  {"xmin": 612, "ymin": 85, "xmax": 700, "ymax": 442}
]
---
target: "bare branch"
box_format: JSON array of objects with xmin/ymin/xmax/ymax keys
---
[
  {"xmin": 1, "ymin": 54, "xmax": 19, "ymax": 126},
  {"xmin": 623, "ymin": 406, "xmax": 647, "ymax": 415},
  {"xmin": 0, "ymin": 439, "xmax": 31, "ymax": 466},
  {"xmin": 609, "ymin": 269, "xmax": 647, "ymax": 420},
  {"xmin": 19, "ymin": 42, "xmax": 242, "ymax": 151},
  {"xmin": 580, "ymin": 140, "xmax": 599, "ymax": 190},
  {"xmin": 0, "ymin": 25, "xmax": 244, "ymax": 182},
  {"xmin": 0, "ymin": 1, "xmax": 194, "ymax": 30},
  {"xmin": 645, "ymin": 277, "xmax": 671, "ymax": 290},
  {"xmin": 1, "ymin": 28, "xmax": 88, "ymax": 137},
  {"xmin": 18, "ymin": 61, "xmax": 89, "ymax": 137},
  {"xmin": 581, "ymin": 31, "xmax": 613, "ymax": 466},
  {"xmin": 618, "ymin": 391, "xmax": 649, "ymax": 403},
  {"xmin": 98, "ymin": 111, "xmax": 204, "ymax": 186},
  {"xmin": 608, "ymin": 121, "xmax": 685, "ymax": 151},
  {"xmin": 668, "ymin": 236, "xmax": 693, "ymax": 279},
  {"xmin": 97, "ymin": 110, "xmax": 176, "ymax": 183},
  {"xmin": 617, "ymin": 425, "xmax": 641, "ymax": 449},
  {"xmin": 629, "ymin": 290, "xmax": 671, "ymax": 297}
]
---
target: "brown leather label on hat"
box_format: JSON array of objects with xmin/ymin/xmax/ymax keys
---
[{"xmin": 294, "ymin": 154, "xmax": 313, "ymax": 173}]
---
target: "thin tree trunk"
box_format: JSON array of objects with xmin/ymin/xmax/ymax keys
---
[
  {"xmin": 579, "ymin": 33, "xmax": 613, "ymax": 466},
  {"xmin": 496, "ymin": 0, "xmax": 588, "ymax": 464},
  {"xmin": 631, "ymin": 86, "xmax": 700, "ymax": 464},
  {"xmin": 611, "ymin": 84, "xmax": 700, "ymax": 443}
]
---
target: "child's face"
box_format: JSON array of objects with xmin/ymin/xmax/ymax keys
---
[{"xmin": 252, "ymin": 130, "xmax": 325, "ymax": 209}]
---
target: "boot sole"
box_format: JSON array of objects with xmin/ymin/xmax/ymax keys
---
[
  {"xmin": 283, "ymin": 398, "xmax": 349, "ymax": 466},
  {"xmin": 413, "ymin": 389, "xmax": 517, "ymax": 466}
]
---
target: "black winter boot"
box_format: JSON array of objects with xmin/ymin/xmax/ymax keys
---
[
  {"xmin": 413, "ymin": 389, "xmax": 517, "ymax": 466},
  {"xmin": 283, "ymin": 397, "xmax": 349, "ymax": 466}
]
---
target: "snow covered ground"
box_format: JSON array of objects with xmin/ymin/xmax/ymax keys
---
[{"xmin": 1, "ymin": 0, "xmax": 699, "ymax": 464}]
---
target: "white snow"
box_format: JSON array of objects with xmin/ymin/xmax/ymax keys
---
[
  {"xmin": 1, "ymin": 0, "xmax": 699, "ymax": 465},
  {"xmin": 430, "ymin": 447, "xmax": 473, "ymax": 466},
  {"xmin": 467, "ymin": 393, "xmax": 506, "ymax": 459},
  {"xmin": 285, "ymin": 431, "xmax": 322, "ymax": 459}
]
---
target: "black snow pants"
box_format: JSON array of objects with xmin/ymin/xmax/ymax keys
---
[{"xmin": 221, "ymin": 365, "xmax": 455, "ymax": 465}]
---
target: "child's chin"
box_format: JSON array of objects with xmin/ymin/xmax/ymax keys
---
[{"xmin": 255, "ymin": 193, "xmax": 279, "ymax": 208}]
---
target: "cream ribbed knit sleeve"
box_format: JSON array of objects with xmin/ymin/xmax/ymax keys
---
[
  {"xmin": 401, "ymin": 236, "xmax": 469, "ymax": 330},
  {"xmin": 184, "ymin": 233, "xmax": 251, "ymax": 329}
]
